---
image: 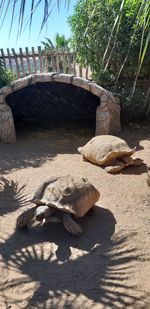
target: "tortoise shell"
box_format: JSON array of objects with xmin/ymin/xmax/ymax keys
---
[
  {"xmin": 78, "ymin": 135, "xmax": 136, "ymax": 166},
  {"xmin": 31, "ymin": 175, "xmax": 100, "ymax": 218}
]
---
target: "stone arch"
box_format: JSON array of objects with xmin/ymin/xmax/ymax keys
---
[{"xmin": 0, "ymin": 73, "xmax": 121, "ymax": 143}]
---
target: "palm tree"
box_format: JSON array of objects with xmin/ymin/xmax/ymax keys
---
[
  {"xmin": 55, "ymin": 33, "xmax": 70, "ymax": 50},
  {"xmin": 41, "ymin": 33, "xmax": 71, "ymax": 73},
  {"xmin": 41, "ymin": 33, "xmax": 70, "ymax": 51},
  {"xmin": 41, "ymin": 38, "xmax": 55, "ymax": 51}
]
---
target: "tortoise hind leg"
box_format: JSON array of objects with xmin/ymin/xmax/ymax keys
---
[
  {"xmin": 132, "ymin": 158, "xmax": 143, "ymax": 166},
  {"xmin": 63, "ymin": 213, "xmax": 82, "ymax": 235},
  {"xmin": 105, "ymin": 160, "xmax": 125, "ymax": 174},
  {"xmin": 121, "ymin": 156, "xmax": 143, "ymax": 167},
  {"xmin": 16, "ymin": 206, "xmax": 37, "ymax": 229}
]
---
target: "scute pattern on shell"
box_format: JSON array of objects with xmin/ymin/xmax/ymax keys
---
[
  {"xmin": 78, "ymin": 135, "xmax": 136, "ymax": 166},
  {"xmin": 31, "ymin": 175, "xmax": 100, "ymax": 218}
]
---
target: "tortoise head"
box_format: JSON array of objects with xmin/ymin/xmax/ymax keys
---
[{"xmin": 34, "ymin": 205, "xmax": 51, "ymax": 221}]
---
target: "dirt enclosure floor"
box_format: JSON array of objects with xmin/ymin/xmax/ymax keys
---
[{"xmin": 0, "ymin": 125, "xmax": 150, "ymax": 309}]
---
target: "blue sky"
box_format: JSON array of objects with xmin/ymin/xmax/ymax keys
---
[{"xmin": 0, "ymin": 0, "xmax": 77, "ymax": 52}]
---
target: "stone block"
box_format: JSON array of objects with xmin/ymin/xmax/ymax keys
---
[
  {"xmin": 53, "ymin": 73, "xmax": 74, "ymax": 84},
  {"xmin": 89, "ymin": 83, "xmax": 103, "ymax": 97},
  {"xmin": 72, "ymin": 77, "xmax": 90, "ymax": 91},
  {"xmin": 0, "ymin": 85, "xmax": 12, "ymax": 96},
  {"xmin": 0, "ymin": 94, "xmax": 5, "ymax": 104}
]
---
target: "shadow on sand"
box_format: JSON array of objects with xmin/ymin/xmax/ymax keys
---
[
  {"xmin": 0, "ymin": 177, "xmax": 28, "ymax": 216},
  {"xmin": 0, "ymin": 128, "xmax": 92, "ymax": 174},
  {"xmin": 1, "ymin": 125, "xmax": 149, "ymax": 175},
  {"xmin": 0, "ymin": 205, "xmax": 149, "ymax": 308}
]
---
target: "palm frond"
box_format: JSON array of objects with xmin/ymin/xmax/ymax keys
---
[
  {"xmin": 0, "ymin": 0, "xmax": 70, "ymax": 35},
  {"xmin": 44, "ymin": 37, "xmax": 54, "ymax": 49},
  {"xmin": 17, "ymin": 0, "xmax": 26, "ymax": 38},
  {"xmin": 23, "ymin": 0, "xmax": 41, "ymax": 32},
  {"xmin": 39, "ymin": 0, "xmax": 48, "ymax": 33},
  {"xmin": 8, "ymin": 0, "xmax": 17, "ymax": 37},
  {"xmin": 0, "ymin": 0, "xmax": 11, "ymax": 30},
  {"xmin": 57, "ymin": 0, "xmax": 60, "ymax": 12},
  {"xmin": 0, "ymin": 0, "xmax": 5, "ymax": 17},
  {"xmin": 66, "ymin": 0, "xmax": 71, "ymax": 10},
  {"xmin": 29, "ymin": 0, "xmax": 35, "ymax": 33}
]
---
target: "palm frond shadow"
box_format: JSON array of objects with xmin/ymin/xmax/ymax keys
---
[
  {"xmin": 0, "ymin": 177, "xmax": 28, "ymax": 216},
  {"xmin": 0, "ymin": 206, "xmax": 150, "ymax": 308}
]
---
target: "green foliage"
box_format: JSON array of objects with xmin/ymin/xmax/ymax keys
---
[
  {"xmin": 41, "ymin": 33, "xmax": 71, "ymax": 73},
  {"xmin": 121, "ymin": 88, "xmax": 150, "ymax": 123},
  {"xmin": 55, "ymin": 33, "xmax": 70, "ymax": 50},
  {"xmin": 0, "ymin": 60, "xmax": 13, "ymax": 88},
  {"xmin": 41, "ymin": 33, "xmax": 70, "ymax": 51},
  {"xmin": 68, "ymin": 0, "xmax": 150, "ymax": 84},
  {"xmin": 41, "ymin": 38, "xmax": 55, "ymax": 50},
  {"xmin": 108, "ymin": 81, "xmax": 150, "ymax": 123}
]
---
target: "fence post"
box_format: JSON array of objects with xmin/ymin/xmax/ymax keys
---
[
  {"xmin": 19, "ymin": 48, "xmax": 25, "ymax": 77},
  {"xmin": 38, "ymin": 46, "xmax": 43, "ymax": 73},
  {"xmin": 0, "ymin": 49, "xmax": 7, "ymax": 70},
  {"xmin": 32, "ymin": 47, "xmax": 37, "ymax": 74},
  {"xmin": 11, "ymin": 48, "xmax": 20, "ymax": 79},
  {"xmin": 0, "ymin": 47, "xmax": 90, "ymax": 78},
  {"xmin": 7, "ymin": 48, "xmax": 14, "ymax": 77},
  {"xmin": 25, "ymin": 47, "xmax": 31, "ymax": 75}
]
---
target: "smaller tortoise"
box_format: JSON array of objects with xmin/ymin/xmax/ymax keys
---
[
  {"xmin": 16, "ymin": 175, "xmax": 100, "ymax": 235},
  {"xmin": 78, "ymin": 135, "xmax": 143, "ymax": 174}
]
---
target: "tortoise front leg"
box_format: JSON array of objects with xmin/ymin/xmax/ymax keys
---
[
  {"xmin": 34, "ymin": 205, "xmax": 55, "ymax": 222},
  {"xmin": 16, "ymin": 206, "xmax": 38, "ymax": 229},
  {"xmin": 62, "ymin": 213, "xmax": 82, "ymax": 235}
]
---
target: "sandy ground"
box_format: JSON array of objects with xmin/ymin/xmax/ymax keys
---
[{"xmin": 0, "ymin": 126, "xmax": 150, "ymax": 309}]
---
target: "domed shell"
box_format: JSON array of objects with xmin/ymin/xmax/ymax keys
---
[
  {"xmin": 78, "ymin": 135, "xmax": 136, "ymax": 166},
  {"xmin": 31, "ymin": 175, "xmax": 100, "ymax": 218}
]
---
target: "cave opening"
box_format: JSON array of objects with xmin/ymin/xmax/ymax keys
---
[{"xmin": 6, "ymin": 82, "xmax": 100, "ymax": 135}]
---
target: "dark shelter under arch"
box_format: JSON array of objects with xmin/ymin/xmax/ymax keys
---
[
  {"xmin": 0, "ymin": 73, "xmax": 121, "ymax": 143},
  {"xmin": 6, "ymin": 82, "xmax": 100, "ymax": 131}
]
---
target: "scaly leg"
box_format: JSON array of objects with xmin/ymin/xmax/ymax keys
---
[
  {"xmin": 63, "ymin": 213, "xmax": 82, "ymax": 235},
  {"xmin": 16, "ymin": 206, "xmax": 37, "ymax": 229},
  {"xmin": 105, "ymin": 160, "xmax": 125, "ymax": 174}
]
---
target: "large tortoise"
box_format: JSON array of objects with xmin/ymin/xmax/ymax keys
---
[
  {"xmin": 78, "ymin": 135, "xmax": 143, "ymax": 174},
  {"xmin": 16, "ymin": 175, "xmax": 100, "ymax": 235}
]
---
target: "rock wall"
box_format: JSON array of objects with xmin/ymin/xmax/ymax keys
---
[{"xmin": 0, "ymin": 73, "xmax": 121, "ymax": 143}]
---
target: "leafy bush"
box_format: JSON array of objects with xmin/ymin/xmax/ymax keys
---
[
  {"xmin": 68, "ymin": 0, "xmax": 150, "ymax": 84},
  {"xmin": 68, "ymin": 0, "xmax": 150, "ymax": 121},
  {"xmin": 0, "ymin": 60, "xmax": 13, "ymax": 88},
  {"xmin": 109, "ymin": 82, "xmax": 150, "ymax": 123}
]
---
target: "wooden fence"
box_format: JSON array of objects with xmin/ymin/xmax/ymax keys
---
[{"xmin": 0, "ymin": 46, "xmax": 91, "ymax": 80}]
